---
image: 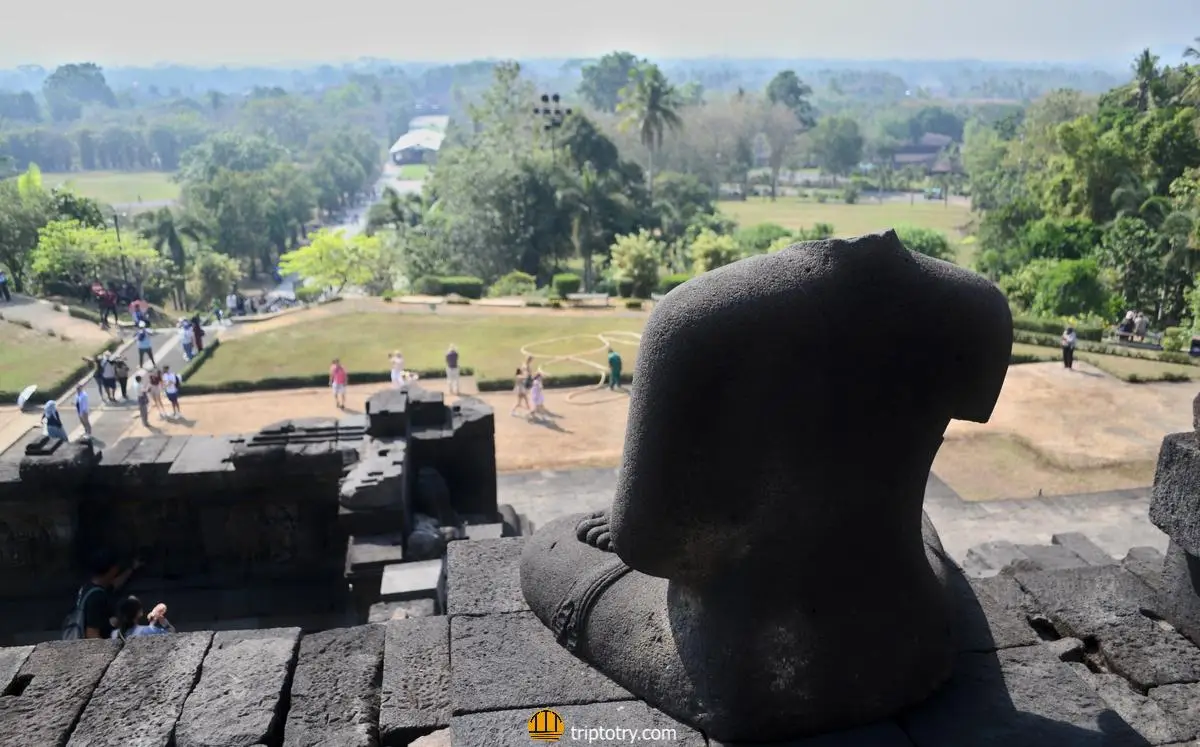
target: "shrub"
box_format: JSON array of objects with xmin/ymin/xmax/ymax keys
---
[
  {"xmin": 815, "ymin": 192, "xmax": 829, "ymax": 203},
  {"xmin": 67, "ymin": 305, "xmax": 101, "ymax": 324},
  {"xmin": 1012, "ymin": 315, "xmax": 1104, "ymax": 342},
  {"xmin": 735, "ymin": 223, "xmax": 793, "ymax": 255},
  {"xmin": 795, "ymin": 223, "xmax": 835, "ymax": 241},
  {"xmin": 381, "ymin": 290, "xmax": 395, "ymax": 302},
  {"xmin": 616, "ymin": 279, "xmax": 635, "ymax": 298},
  {"xmin": 439, "ymin": 276, "xmax": 484, "ymax": 299},
  {"xmin": 842, "ymin": 183, "xmax": 860, "ymax": 204},
  {"xmin": 445, "ymin": 296, "xmax": 471, "ymax": 305},
  {"xmin": 609, "ymin": 230, "xmax": 663, "ymax": 299},
  {"xmin": 525, "ymin": 298, "xmax": 545, "ymax": 307},
  {"xmin": 690, "ymin": 230, "xmax": 741, "ymax": 275},
  {"xmin": 547, "ymin": 300, "xmax": 563, "ymax": 309},
  {"xmin": 1163, "ymin": 326, "xmax": 1190, "ymax": 353},
  {"xmin": 658, "ymin": 274, "xmax": 690, "ymax": 294},
  {"xmin": 488, "ymin": 271, "xmax": 537, "ymax": 298},
  {"xmin": 552, "ymin": 273, "xmax": 582, "ymax": 297},
  {"xmin": 895, "ymin": 225, "xmax": 955, "ymax": 262},
  {"xmin": 295, "ymin": 286, "xmax": 323, "ymax": 303},
  {"xmin": 1159, "ymin": 351, "xmax": 1194, "ymax": 365},
  {"xmin": 624, "ymin": 299, "xmax": 643, "ymax": 310},
  {"xmin": 414, "ymin": 276, "xmax": 442, "ymax": 295}
]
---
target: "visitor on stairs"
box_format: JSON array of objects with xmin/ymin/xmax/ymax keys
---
[
  {"xmin": 179, "ymin": 320, "xmax": 194, "ymax": 361},
  {"xmin": 112, "ymin": 596, "xmax": 174, "ymax": 640},
  {"xmin": 75, "ymin": 383, "xmax": 93, "ymax": 438},
  {"xmin": 113, "ymin": 357, "xmax": 130, "ymax": 401},
  {"xmin": 132, "ymin": 374, "xmax": 150, "ymax": 428},
  {"xmin": 62, "ymin": 552, "xmax": 141, "ymax": 640},
  {"xmin": 41, "ymin": 400, "xmax": 68, "ymax": 441},
  {"xmin": 136, "ymin": 323, "xmax": 156, "ymax": 367},
  {"xmin": 101, "ymin": 353, "xmax": 117, "ymax": 402},
  {"xmin": 191, "ymin": 314, "xmax": 205, "ymax": 353},
  {"xmin": 148, "ymin": 367, "xmax": 167, "ymax": 419}
]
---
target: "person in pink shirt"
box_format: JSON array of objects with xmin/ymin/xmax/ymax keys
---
[{"xmin": 329, "ymin": 358, "xmax": 348, "ymax": 409}]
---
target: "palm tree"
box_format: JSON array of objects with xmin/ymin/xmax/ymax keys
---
[
  {"xmin": 1181, "ymin": 37, "xmax": 1200, "ymax": 106},
  {"xmin": 557, "ymin": 164, "xmax": 631, "ymax": 290},
  {"xmin": 137, "ymin": 207, "xmax": 206, "ymax": 309},
  {"xmin": 617, "ymin": 64, "xmax": 683, "ymax": 201},
  {"xmin": 1132, "ymin": 49, "xmax": 1161, "ymax": 112}
]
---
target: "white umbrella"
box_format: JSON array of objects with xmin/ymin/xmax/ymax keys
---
[{"xmin": 16, "ymin": 384, "xmax": 36, "ymax": 409}]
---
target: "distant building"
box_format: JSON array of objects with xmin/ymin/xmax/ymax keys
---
[
  {"xmin": 389, "ymin": 128, "xmax": 445, "ymax": 166},
  {"xmin": 890, "ymin": 133, "xmax": 956, "ymax": 173}
]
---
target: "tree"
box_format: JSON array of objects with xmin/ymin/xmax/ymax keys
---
[
  {"xmin": 0, "ymin": 165, "xmax": 52, "ymax": 292},
  {"xmin": 809, "ymin": 117, "xmax": 864, "ymax": 177},
  {"xmin": 30, "ymin": 220, "xmax": 167, "ymax": 296},
  {"xmin": 609, "ymin": 230, "xmax": 663, "ymax": 297},
  {"xmin": 765, "ymin": 71, "xmax": 816, "ymax": 128},
  {"xmin": 689, "ymin": 229, "xmax": 741, "ymax": 274},
  {"xmin": 1131, "ymin": 49, "xmax": 1161, "ymax": 113},
  {"xmin": 278, "ymin": 229, "xmax": 381, "ymax": 294},
  {"xmin": 618, "ymin": 63, "xmax": 683, "ymax": 200},
  {"xmin": 578, "ymin": 52, "xmax": 643, "ymax": 113},
  {"xmin": 42, "ymin": 63, "xmax": 116, "ymax": 122},
  {"xmin": 894, "ymin": 225, "xmax": 955, "ymax": 262},
  {"xmin": 999, "ymin": 258, "xmax": 1114, "ymax": 318},
  {"xmin": 186, "ymin": 250, "xmax": 241, "ymax": 309},
  {"xmin": 759, "ymin": 102, "xmax": 802, "ymax": 201}
]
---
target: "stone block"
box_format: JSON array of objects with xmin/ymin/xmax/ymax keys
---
[
  {"xmin": 450, "ymin": 611, "xmax": 630, "ymax": 715},
  {"xmin": 283, "ymin": 625, "xmax": 384, "ymax": 747},
  {"xmin": 446, "ymin": 538, "xmax": 528, "ymax": 616},
  {"xmin": 380, "ymin": 559, "xmax": 443, "ymax": 602},
  {"xmin": 381, "ymin": 616, "xmax": 450, "ymax": 746},
  {"xmin": 339, "ymin": 439, "xmax": 407, "ymax": 510},
  {"xmin": 0, "ymin": 645, "xmax": 33, "ymax": 691},
  {"xmin": 462, "ymin": 522, "xmax": 504, "ymax": 540},
  {"xmin": 451, "ymin": 700, "xmax": 705, "ymax": 747},
  {"xmin": 168, "ymin": 435, "xmax": 235, "ymax": 477},
  {"xmin": 0, "ymin": 639, "xmax": 120, "ymax": 747},
  {"xmin": 1012, "ymin": 565, "xmax": 1158, "ymax": 635},
  {"xmin": 1013, "ymin": 543, "xmax": 1091, "ymax": 571},
  {"xmin": 1149, "ymin": 682, "xmax": 1200, "ymax": 742},
  {"xmin": 900, "ymin": 646, "xmax": 1147, "ymax": 746},
  {"xmin": 348, "ymin": 533, "xmax": 406, "ymax": 574},
  {"xmin": 69, "ymin": 631, "xmax": 213, "ymax": 747},
  {"xmin": 366, "ymin": 389, "xmax": 411, "ymax": 438},
  {"xmin": 1123, "ymin": 546, "xmax": 1166, "ymax": 593},
  {"xmin": 946, "ymin": 570, "xmax": 1039, "ymax": 653},
  {"xmin": 1068, "ymin": 664, "xmax": 1192, "ymax": 745},
  {"xmin": 1052, "ymin": 533, "xmax": 1116, "ymax": 566},
  {"xmin": 1159, "ymin": 541, "xmax": 1200, "ymax": 646},
  {"xmin": 1095, "ymin": 613, "xmax": 1200, "ymax": 690},
  {"xmin": 1150, "ymin": 432, "xmax": 1200, "ymax": 556},
  {"xmin": 176, "ymin": 628, "xmax": 301, "ymax": 747},
  {"xmin": 369, "ymin": 599, "xmax": 437, "ymax": 623},
  {"xmin": 1044, "ymin": 637, "xmax": 1085, "ymax": 662},
  {"xmin": 339, "ymin": 504, "xmax": 408, "ymax": 536},
  {"xmin": 964, "ymin": 540, "xmax": 1030, "ymax": 573}
]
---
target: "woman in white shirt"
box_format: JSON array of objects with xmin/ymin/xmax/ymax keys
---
[
  {"xmin": 1061, "ymin": 326, "xmax": 1077, "ymax": 370},
  {"xmin": 389, "ymin": 350, "xmax": 405, "ymax": 388}
]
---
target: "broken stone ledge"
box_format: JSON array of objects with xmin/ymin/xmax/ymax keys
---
[{"xmin": 1, "ymin": 535, "xmax": 1199, "ymax": 747}]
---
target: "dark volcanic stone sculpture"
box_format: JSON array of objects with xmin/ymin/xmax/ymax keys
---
[{"xmin": 520, "ymin": 231, "xmax": 1014, "ymax": 742}]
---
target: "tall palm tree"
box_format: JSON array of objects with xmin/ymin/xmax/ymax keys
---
[
  {"xmin": 1132, "ymin": 49, "xmax": 1161, "ymax": 112},
  {"xmin": 1181, "ymin": 37, "xmax": 1200, "ymax": 106},
  {"xmin": 137, "ymin": 207, "xmax": 202, "ymax": 309},
  {"xmin": 557, "ymin": 164, "xmax": 631, "ymax": 290},
  {"xmin": 617, "ymin": 64, "xmax": 683, "ymax": 201}
]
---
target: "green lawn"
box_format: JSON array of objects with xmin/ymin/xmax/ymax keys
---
[
  {"xmin": 42, "ymin": 171, "xmax": 180, "ymax": 206},
  {"xmin": 1012, "ymin": 342, "xmax": 1197, "ymax": 381},
  {"xmin": 0, "ymin": 320, "xmax": 96, "ymax": 395},
  {"xmin": 719, "ymin": 197, "xmax": 975, "ymax": 263},
  {"xmin": 397, "ymin": 164, "xmax": 430, "ymax": 180},
  {"xmin": 189, "ymin": 311, "xmax": 647, "ymax": 385}
]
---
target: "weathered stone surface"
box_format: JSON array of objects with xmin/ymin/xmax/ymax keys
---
[
  {"xmin": 339, "ymin": 438, "xmax": 407, "ymax": 510},
  {"xmin": 965, "ymin": 541, "xmax": 1032, "ymax": 573},
  {"xmin": 451, "ymin": 611, "xmax": 630, "ymax": 714},
  {"xmin": 1158, "ymin": 541, "xmax": 1200, "ymax": 648},
  {"xmin": 347, "ymin": 533, "xmax": 406, "ymax": 573},
  {"xmin": 176, "ymin": 628, "xmax": 301, "ymax": 747},
  {"xmin": 0, "ymin": 640, "xmax": 119, "ymax": 747},
  {"xmin": 167, "ymin": 435, "xmax": 235, "ymax": 475},
  {"xmin": 947, "ymin": 570, "xmax": 1039, "ymax": 653},
  {"xmin": 1148, "ymin": 682, "xmax": 1200, "ymax": 742},
  {"xmin": 447, "ymin": 538, "xmax": 528, "ymax": 616},
  {"xmin": 1012, "ymin": 565, "xmax": 1158, "ymax": 635},
  {"xmin": 1150, "ymin": 432, "xmax": 1200, "ymax": 555},
  {"xmin": 406, "ymin": 513, "xmax": 448, "ymax": 561},
  {"xmin": 1045, "ymin": 637, "xmax": 1085, "ymax": 662},
  {"xmin": 1069, "ymin": 663, "xmax": 1192, "ymax": 745},
  {"xmin": 69, "ymin": 631, "xmax": 213, "ymax": 747},
  {"xmin": 0, "ymin": 645, "xmax": 33, "ymax": 691},
  {"xmin": 380, "ymin": 559, "xmax": 442, "ymax": 602},
  {"xmin": 283, "ymin": 625, "xmax": 384, "ymax": 747},
  {"xmin": 1053, "ymin": 533, "xmax": 1117, "ymax": 566},
  {"xmin": 463, "ymin": 522, "xmax": 504, "ymax": 540},
  {"xmin": 1014, "ymin": 543, "xmax": 1091, "ymax": 571},
  {"xmin": 1097, "ymin": 614, "xmax": 1200, "ymax": 690},
  {"xmin": 409, "ymin": 730, "xmax": 451, "ymax": 747},
  {"xmin": 901, "ymin": 646, "xmax": 1146, "ymax": 746},
  {"xmin": 370, "ymin": 599, "xmax": 437, "ymax": 622},
  {"xmin": 381, "ymin": 616, "xmax": 450, "ymax": 746},
  {"xmin": 451, "ymin": 700, "xmax": 705, "ymax": 747},
  {"xmin": 1123, "ymin": 546, "xmax": 1166, "ymax": 593}
]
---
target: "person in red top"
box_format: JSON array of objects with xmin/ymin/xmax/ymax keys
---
[{"xmin": 329, "ymin": 358, "xmax": 348, "ymax": 409}]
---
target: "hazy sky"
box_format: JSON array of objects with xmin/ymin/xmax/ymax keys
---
[{"xmin": 3, "ymin": 0, "xmax": 1198, "ymax": 68}]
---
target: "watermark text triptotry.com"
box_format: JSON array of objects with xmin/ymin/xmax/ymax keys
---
[{"xmin": 528, "ymin": 709, "xmax": 679, "ymax": 744}]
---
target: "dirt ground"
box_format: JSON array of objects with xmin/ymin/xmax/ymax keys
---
[
  {"xmin": 108, "ymin": 358, "xmax": 1198, "ymax": 501},
  {"xmin": 117, "ymin": 377, "xmax": 633, "ymax": 473}
]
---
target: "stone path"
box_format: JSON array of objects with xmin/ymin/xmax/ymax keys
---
[{"xmin": 499, "ymin": 468, "xmax": 1168, "ymax": 564}]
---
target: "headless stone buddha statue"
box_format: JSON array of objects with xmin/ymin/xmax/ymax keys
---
[{"xmin": 520, "ymin": 231, "xmax": 1013, "ymax": 742}]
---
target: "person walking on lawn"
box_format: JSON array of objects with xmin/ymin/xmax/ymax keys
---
[
  {"xmin": 161, "ymin": 365, "xmax": 183, "ymax": 418},
  {"xmin": 330, "ymin": 358, "xmax": 349, "ymax": 409},
  {"xmin": 607, "ymin": 347, "xmax": 623, "ymax": 390}
]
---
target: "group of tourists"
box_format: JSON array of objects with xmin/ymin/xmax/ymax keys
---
[
  {"xmin": 178, "ymin": 316, "xmax": 206, "ymax": 361},
  {"xmin": 327, "ymin": 344, "xmax": 465, "ymax": 409},
  {"xmin": 40, "ymin": 351, "xmax": 184, "ymax": 442},
  {"xmin": 62, "ymin": 551, "xmax": 173, "ymax": 642},
  {"xmin": 509, "ymin": 347, "xmax": 625, "ymax": 419},
  {"xmin": 1117, "ymin": 310, "xmax": 1151, "ymax": 343}
]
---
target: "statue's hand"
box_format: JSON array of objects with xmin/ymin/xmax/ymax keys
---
[{"xmin": 575, "ymin": 511, "xmax": 614, "ymax": 552}]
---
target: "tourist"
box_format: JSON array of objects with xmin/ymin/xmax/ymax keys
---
[
  {"xmin": 147, "ymin": 367, "xmax": 167, "ymax": 419},
  {"xmin": 83, "ymin": 353, "xmax": 106, "ymax": 399},
  {"xmin": 1134, "ymin": 311, "xmax": 1149, "ymax": 343},
  {"xmin": 1118, "ymin": 311, "xmax": 1135, "ymax": 342},
  {"xmin": 113, "ymin": 356, "xmax": 130, "ymax": 401},
  {"xmin": 530, "ymin": 371, "xmax": 548, "ymax": 419},
  {"xmin": 65, "ymin": 552, "xmax": 140, "ymax": 640},
  {"xmin": 161, "ymin": 365, "xmax": 183, "ymax": 418},
  {"xmin": 132, "ymin": 374, "xmax": 150, "ymax": 427},
  {"xmin": 226, "ymin": 290, "xmax": 238, "ymax": 319},
  {"xmin": 0, "ymin": 268, "xmax": 10, "ymax": 302},
  {"xmin": 1061, "ymin": 325, "xmax": 1077, "ymax": 370},
  {"xmin": 100, "ymin": 353, "xmax": 117, "ymax": 402},
  {"xmin": 112, "ymin": 596, "xmax": 174, "ymax": 640},
  {"xmin": 135, "ymin": 321, "xmax": 156, "ymax": 366},
  {"xmin": 389, "ymin": 350, "xmax": 405, "ymax": 388},
  {"xmin": 41, "ymin": 400, "xmax": 68, "ymax": 441},
  {"xmin": 330, "ymin": 358, "xmax": 348, "ymax": 409},
  {"xmin": 607, "ymin": 347, "xmax": 622, "ymax": 390},
  {"xmin": 446, "ymin": 344, "xmax": 460, "ymax": 395},
  {"xmin": 76, "ymin": 383, "xmax": 93, "ymax": 438},
  {"xmin": 510, "ymin": 366, "xmax": 531, "ymax": 416},
  {"xmin": 179, "ymin": 320, "xmax": 195, "ymax": 361},
  {"xmin": 191, "ymin": 314, "xmax": 205, "ymax": 353}
]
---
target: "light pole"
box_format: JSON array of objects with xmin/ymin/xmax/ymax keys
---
[
  {"xmin": 533, "ymin": 93, "xmax": 572, "ymax": 163},
  {"xmin": 113, "ymin": 211, "xmax": 130, "ymax": 287}
]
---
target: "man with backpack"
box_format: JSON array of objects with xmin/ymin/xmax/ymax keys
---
[{"xmin": 62, "ymin": 551, "xmax": 141, "ymax": 640}]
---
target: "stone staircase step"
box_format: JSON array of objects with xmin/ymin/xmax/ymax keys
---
[{"xmin": 1051, "ymin": 532, "xmax": 1116, "ymax": 566}]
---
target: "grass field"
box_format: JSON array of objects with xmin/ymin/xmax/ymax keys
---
[
  {"xmin": 397, "ymin": 164, "xmax": 430, "ymax": 180},
  {"xmin": 189, "ymin": 311, "xmax": 646, "ymax": 385},
  {"xmin": 0, "ymin": 320, "xmax": 96, "ymax": 395},
  {"xmin": 1011, "ymin": 342, "xmax": 1197, "ymax": 381},
  {"xmin": 43, "ymin": 171, "xmax": 180, "ymax": 206},
  {"xmin": 718, "ymin": 197, "xmax": 975, "ymax": 262}
]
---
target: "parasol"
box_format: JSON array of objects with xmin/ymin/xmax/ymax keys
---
[{"xmin": 17, "ymin": 384, "xmax": 36, "ymax": 409}]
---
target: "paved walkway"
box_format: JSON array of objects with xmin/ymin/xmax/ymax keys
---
[{"xmin": 497, "ymin": 468, "xmax": 1168, "ymax": 565}]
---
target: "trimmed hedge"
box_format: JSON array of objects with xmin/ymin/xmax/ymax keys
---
[
  {"xmin": 1126, "ymin": 372, "xmax": 1192, "ymax": 383},
  {"xmin": 552, "ymin": 273, "xmax": 582, "ymax": 297},
  {"xmin": 1010, "ymin": 352, "xmax": 1055, "ymax": 365},
  {"xmin": 624, "ymin": 300, "xmax": 643, "ymax": 310},
  {"xmin": 476, "ymin": 372, "xmax": 634, "ymax": 392},
  {"xmin": 1, "ymin": 338, "xmax": 121, "ymax": 406},
  {"xmin": 1011, "ymin": 329, "xmax": 1196, "ymax": 365},
  {"xmin": 658, "ymin": 274, "xmax": 690, "ymax": 294},
  {"xmin": 1012, "ymin": 315, "xmax": 1103, "ymax": 342}
]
